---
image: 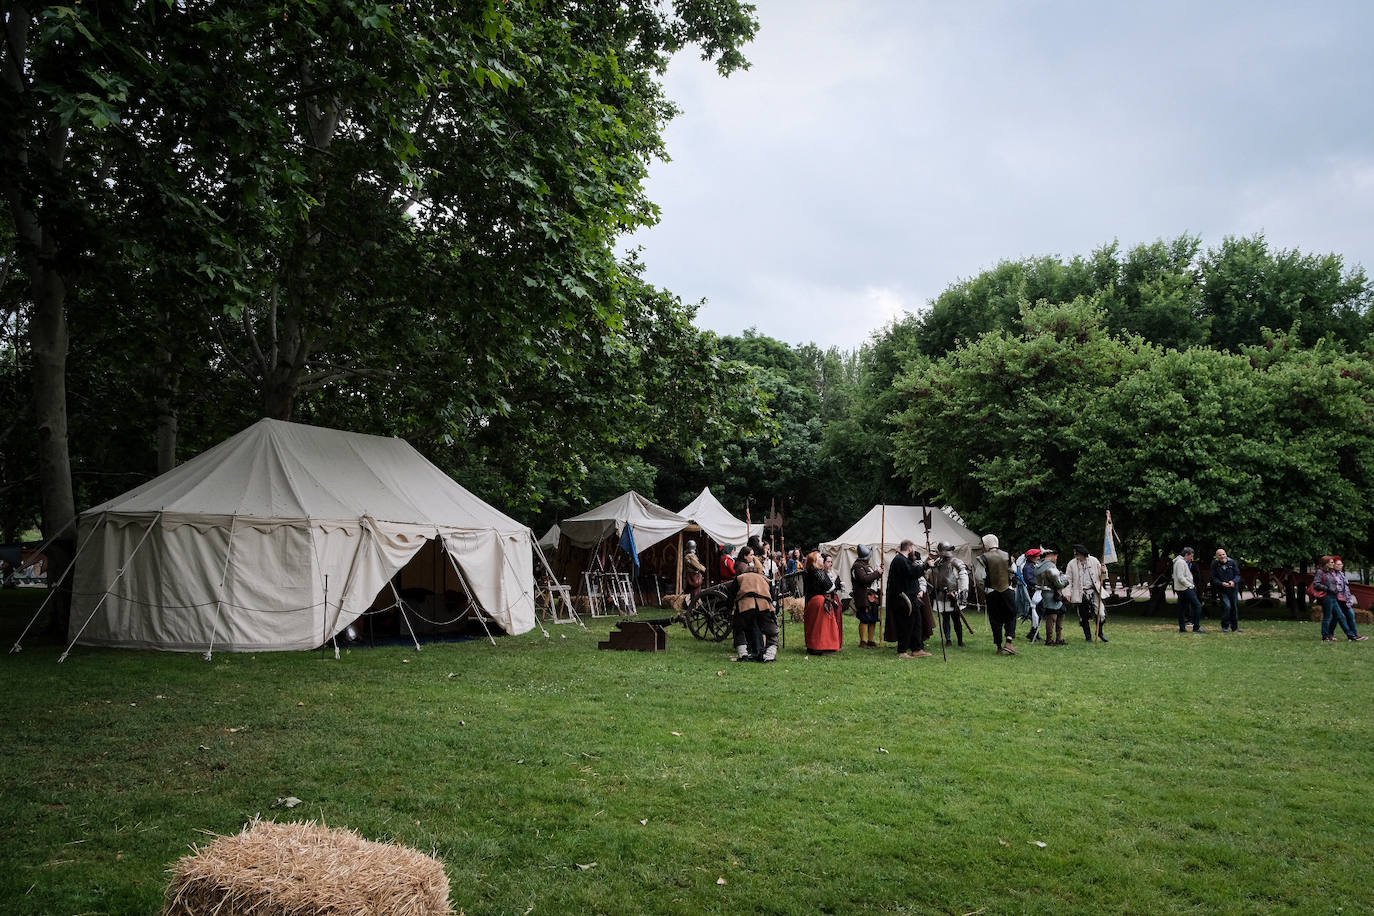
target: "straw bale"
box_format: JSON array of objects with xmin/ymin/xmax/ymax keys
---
[
  {"xmin": 782, "ymin": 597, "xmax": 805, "ymax": 622},
  {"xmin": 663, "ymin": 593, "xmax": 689, "ymax": 611},
  {"xmin": 164, "ymin": 819, "xmax": 450, "ymax": 916}
]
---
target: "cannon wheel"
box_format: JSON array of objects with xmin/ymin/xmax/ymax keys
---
[{"xmin": 686, "ymin": 588, "xmax": 732, "ymax": 642}]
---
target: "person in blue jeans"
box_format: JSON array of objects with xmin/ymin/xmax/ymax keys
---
[
  {"xmin": 1211, "ymin": 548, "xmax": 1242, "ymax": 632},
  {"xmin": 1316, "ymin": 555, "xmax": 1368, "ymax": 642},
  {"xmin": 1172, "ymin": 547, "xmax": 1205, "ymax": 632}
]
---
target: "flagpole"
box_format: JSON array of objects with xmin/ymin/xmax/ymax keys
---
[{"xmin": 878, "ymin": 502, "xmax": 887, "ymax": 647}]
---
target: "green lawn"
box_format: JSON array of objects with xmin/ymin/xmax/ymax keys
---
[{"xmin": 2, "ymin": 591, "xmax": 1370, "ymax": 915}]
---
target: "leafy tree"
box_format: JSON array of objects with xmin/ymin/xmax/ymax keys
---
[
  {"xmin": 4, "ymin": 0, "xmax": 763, "ymax": 540},
  {"xmin": 909, "ymin": 234, "xmax": 1371, "ymax": 359},
  {"xmin": 892, "ymin": 299, "xmax": 1158, "ymax": 553},
  {"xmin": 1199, "ymin": 235, "xmax": 1372, "ymax": 351}
]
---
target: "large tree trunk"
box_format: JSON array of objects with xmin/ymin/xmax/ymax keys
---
[{"xmin": 3, "ymin": 4, "xmax": 77, "ymax": 635}]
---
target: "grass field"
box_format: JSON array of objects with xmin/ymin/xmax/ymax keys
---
[{"xmin": 2, "ymin": 590, "xmax": 1371, "ymax": 915}]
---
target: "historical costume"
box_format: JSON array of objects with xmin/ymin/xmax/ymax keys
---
[
  {"xmin": 683, "ymin": 540, "xmax": 706, "ymax": 600},
  {"xmin": 1064, "ymin": 544, "xmax": 1107, "ymax": 643},
  {"xmin": 979, "ymin": 534, "xmax": 1017, "ymax": 654},
  {"xmin": 929, "ymin": 541, "xmax": 970, "ymax": 647},
  {"xmin": 1015, "ymin": 548, "xmax": 1043, "ymax": 642},
  {"xmin": 1034, "ymin": 548, "xmax": 1069, "ymax": 645},
  {"xmin": 802, "ymin": 551, "xmax": 843, "ymax": 654},
  {"xmin": 850, "ymin": 545, "xmax": 882, "ymax": 648},
  {"xmin": 885, "ymin": 541, "xmax": 931, "ymax": 658},
  {"xmin": 728, "ymin": 563, "xmax": 780, "ymax": 661},
  {"xmin": 718, "ymin": 545, "xmax": 737, "ymax": 582}
]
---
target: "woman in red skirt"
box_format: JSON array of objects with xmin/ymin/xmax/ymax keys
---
[{"xmin": 803, "ymin": 550, "xmax": 843, "ymax": 654}]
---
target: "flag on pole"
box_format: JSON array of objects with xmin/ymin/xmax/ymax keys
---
[
  {"xmin": 1103, "ymin": 510, "xmax": 1119, "ymax": 565},
  {"xmin": 619, "ymin": 523, "xmax": 640, "ymax": 573}
]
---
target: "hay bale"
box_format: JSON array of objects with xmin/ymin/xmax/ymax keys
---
[
  {"xmin": 164, "ymin": 819, "xmax": 450, "ymax": 916},
  {"xmin": 782, "ymin": 597, "xmax": 805, "ymax": 622},
  {"xmin": 663, "ymin": 594, "xmax": 688, "ymax": 611}
]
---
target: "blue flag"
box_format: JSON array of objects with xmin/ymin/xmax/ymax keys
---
[{"xmin": 619, "ymin": 524, "xmax": 640, "ymax": 573}]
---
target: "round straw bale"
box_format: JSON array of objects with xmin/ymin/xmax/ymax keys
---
[{"xmin": 164, "ymin": 819, "xmax": 450, "ymax": 916}]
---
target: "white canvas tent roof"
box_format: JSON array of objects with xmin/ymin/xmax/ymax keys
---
[
  {"xmin": 820, "ymin": 505, "xmax": 981, "ymax": 599},
  {"xmin": 69, "ymin": 418, "xmax": 536, "ymax": 652},
  {"xmin": 678, "ymin": 487, "xmax": 762, "ymax": 547},
  {"xmin": 558, "ymin": 491, "xmax": 687, "ymax": 552}
]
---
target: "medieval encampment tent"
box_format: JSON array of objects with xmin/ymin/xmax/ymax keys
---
[
  {"xmin": 820, "ymin": 505, "xmax": 981, "ymax": 599},
  {"xmin": 67, "ymin": 419, "xmax": 537, "ymax": 653},
  {"xmin": 537, "ymin": 524, "xmax": 561, "ymax": 552},
  {"xmin": 558, "ymin": 491, "xmax": 688, "ymax": 552},
  {"xmin": 678, "ymin": 487, "xmax": 762, "ymax": 547}
]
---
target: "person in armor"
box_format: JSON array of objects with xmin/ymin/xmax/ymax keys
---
[
  {"xmin": 886, "ymin": 539, "xmax": 932, "ymax": 658},
  {"xmin": 1064, "ymin": 543, "xmax": 1107, "ymax": 643},
  {"xmin": 929, "ymin": 541, "xmax": 970, "ymax": 647},
  {"xmin": 727, "ymin": 554, "xmax": 779, "ymax": 662},
  {"xmin": 1015, "ymin": 547, "xmax": 1043, "ymax": 642},
  {"xmin": 683, "ymin": 539, "xmax": 706, "ymax": 600},
  {"xmin": 978, "ymin": 534, "xmax": 1017, "ymax": 655},
  {"xmin": 1034, "ymin": 547, "xmax": 1069, "ymax": 645},
  {"xmin": 850, "ymin": 544, "xmax": 883, "ymax": 648}
]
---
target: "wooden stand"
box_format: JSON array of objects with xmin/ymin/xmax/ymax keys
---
[{"xmin": 597, "ymin": 620, "xmax": 667, "ymax": 652}]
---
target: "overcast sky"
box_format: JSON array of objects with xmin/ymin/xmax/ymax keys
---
[{"xmin": 622, "ymin": 0, "xmax": 1374, "ymax": 351}]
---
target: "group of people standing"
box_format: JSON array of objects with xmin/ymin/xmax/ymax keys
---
[
  {"xmin": 712, "ymin": 532, "xmax": 1370, "ymax": 659},
  {"xmin": 792, "ymin": 534, "xmax": 1112, "ymax": 659}
]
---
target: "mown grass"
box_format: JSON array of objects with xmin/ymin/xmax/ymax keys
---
[{"xmin": 2, "ymin": 590, "xmax": 1371, "ymax": 915}]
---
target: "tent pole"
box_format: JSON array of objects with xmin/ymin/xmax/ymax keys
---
[
  {"xmin": 9, "ymin": 513, "xmax": 85, "ymax": 654},
  {"xmin": 388, "ymin": 578, "xmax": 424, "ymax": 652},
  {"xmin": 205, "ymin": 514, "xmax": 241, "ymax": 662},
  {"xmin": 445, "ymin": 544, "xmax": 497, "ymax": 646},
  {"xmin": 534, "ymin": 540, "xmax": 582, "ymax": 628},
  {"xmin": 59, "ymin": 512, "xmax": 163, "ymax": 663}
]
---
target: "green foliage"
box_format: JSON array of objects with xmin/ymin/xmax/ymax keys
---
[
  {"xmin": 891, "ymin": 297, "xmax": 1374, "ymax": 565},
  {"xmin": 915, "ymin": 233, "xmax": 1373, "ymax": 358},
  {"xmin": 3, "ymin": 0, "xmax": 762, "ymax": 522},
  {"xmin": 893, "ymin": 299, "xmax": 1157, "ymax": 552}
]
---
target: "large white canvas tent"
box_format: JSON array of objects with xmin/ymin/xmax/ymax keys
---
[
  {"xmin": 678, "ymin": 487, "xmax": 762, "ymax": 547},
  {"xmin": 821, "ymin": 505, "xmax": 981, "ymax": 600},
  {"xmin": 67, "ymin": 419, "xmax": 537, "ymax": 653},
  {"xmin": 558, "ymin": 491, "xmax": 687, "ymax": 552}
]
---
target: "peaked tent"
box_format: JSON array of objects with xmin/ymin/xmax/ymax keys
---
[
  {"xmin": 537, "ymin": 524, "xmax": 561, "ymax": 552},
  {"xmin": 678, "ymin": 487, "xmax": 763, "ymax": 547},
  {"xmin": 558, "ymin": 491, "xmax": 687, "ymax": 553},
  {"xmin": 820, "ymin": 505, "xmax": 981, "ymax": 600},
  {"xmin": 68, "ymin": 419, "xmax": 537, "ymax": 652}
]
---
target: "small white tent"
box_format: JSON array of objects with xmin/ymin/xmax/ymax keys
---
[
  {"xmin": 558, "ymin": 491, "xmax": 687, "ymax": 552},
  {"xmin": 821, "ymin": 505, "xmax": 981, "ymax": 599},
  {"xmin": 537, "ymin": 524, "xmax": 561, "ymax": 552},
  {"xmin": 68, "ymin": 419, "xmax": 537, "ymax": 652},
  {"xmin": 678, "ymin": 487, "xmax": 762, "ymax": 547}
]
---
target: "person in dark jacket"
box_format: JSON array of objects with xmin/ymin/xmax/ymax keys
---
[
  {"xmin": 1210, "ymin": 548, "xmax": 1242, "ymax": 633},
  {"xmin": 850, "ymin": 544, "xmax": 883, "ymax": 648},
  {"xmin": 885, "ymin": 540, "xmax": 931, "ymax": 658}
]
